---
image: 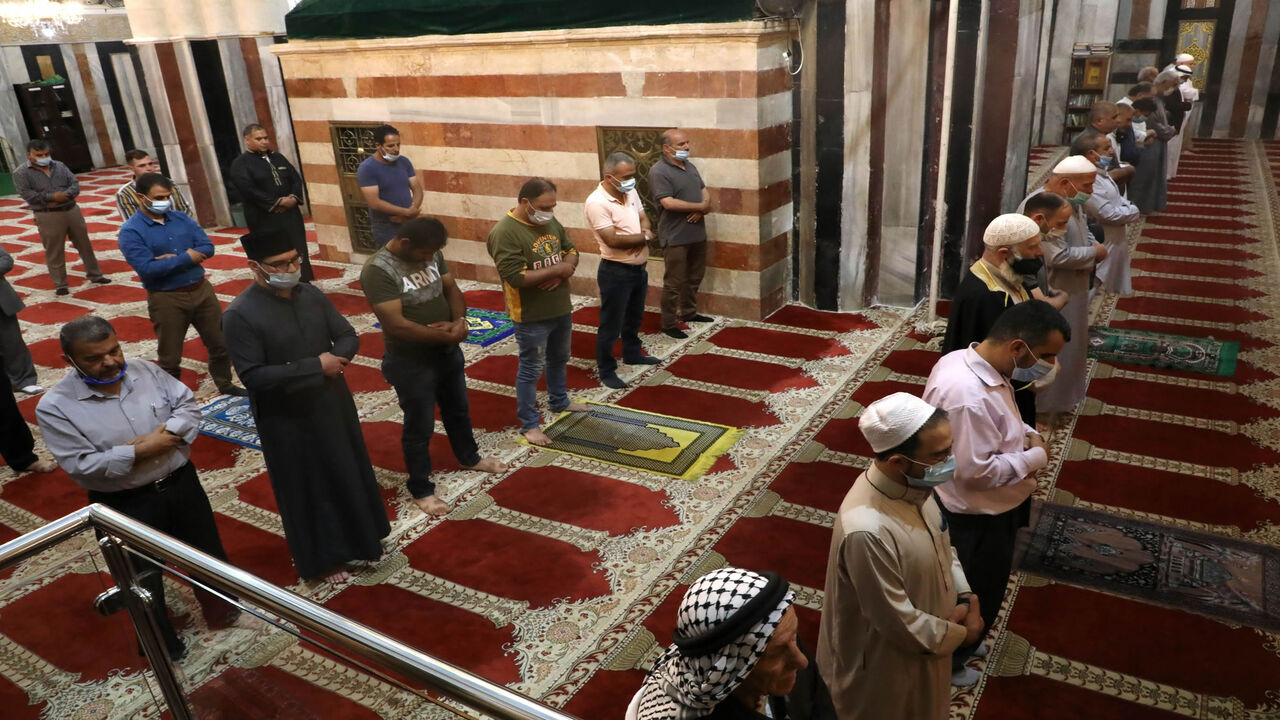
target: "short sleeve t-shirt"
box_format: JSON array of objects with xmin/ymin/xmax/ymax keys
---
[
  {"xmin": 356, "ymin": 155, "xmax": 416, "ymax": 227},
  {"xmin": 648, "ymin": 156, "xmax": 708, "ymax": 247},
  {"xmin": 584, "ymin": 183, "xmax": 648, "ymax": 265},
  {"xmin": 485, "ymin": 213, "xmax": 576, "ymax": 324},
  {"xmin": 360, "ymin": 246, "xmax": 451, "ymax": 349}
]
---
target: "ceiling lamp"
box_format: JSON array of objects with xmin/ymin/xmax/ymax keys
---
[{"xmin": 0, "ymin": 0, "xmax": 86, "ymax": 38}]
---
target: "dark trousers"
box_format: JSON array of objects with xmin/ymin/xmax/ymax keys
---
[
  {"xmin": 382, "ymin": 344, "xmax": 481, "ymax": 499},
  {"xmin": 596, "ymin": 259, "xmax": 647, "ymax": 375},
  {"xmin": 146, "ymin": 279, "xmax": 233, "ymax": 389},
  {"xmin": 0, "ymin": 370, "xmax": 37, "ymax": 471},
  {"xmin": 0, "ymin": 312, "xmax": 38, "ymax": 389},
  {"xmin": 941, "ymin": 497, "xmax": 1032, "ymax": 669},
  {"xmin": 660, "ymin": 241, "xmax": 706, "ymax": 329},
  {"xmin": 88, "ymin": 462, "xmax": 231, "ymax": 651}
]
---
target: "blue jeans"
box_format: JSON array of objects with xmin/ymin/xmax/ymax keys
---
[
  {"xmin": 596, "ymin": 259, "xmax": 647, "ymax": 375},
  {"xmin": 513, "ymin": 314, "xmax": 573, "ymax": 432},
  {"xmin": 382, "ymin": 344, "xmax": 481, "ymax": 498}
]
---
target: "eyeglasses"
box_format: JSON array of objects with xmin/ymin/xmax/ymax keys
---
[{"xmin": 258, "ymin": 256, "xmax": 302, "ymax": 272}]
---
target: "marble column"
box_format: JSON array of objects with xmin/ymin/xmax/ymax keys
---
[
  {"xmin": 134, "ymin": 43, "xmax": 193, "ymax": 214},
  {"xmin": 1004, "ymin": 0, "xmax": 1045, "ymax": 208},
  {"xmin": 257, "ymin": 36, "xmax": 301, "ymax": 173},
  {"xmin": 1246, "ymin": 0, "xmax": 1280, "ymax": 138},
  {"xmin": 58, "ymin": 44, "xmax": 104, "ymax": 168},
  {"xmin": 110, "ymin": 53, "xmax": 151, "ymax": 154},
  {"xmin": 219, "ymin": 36, "xmax": 259, "ymax": 139},
  {"xmin": 839, "ymin": 0, "xmax": 875, "ymax": 310},
  {"xmin": 795, "ymin": 4, "xmax": 818, "ymax": 308},
  {"xmin": 1039, "ymin": 0, "xmax": 1081, "ymax": 145},
  {"xmin": 83, "ymin": 45, "xmax": 124, "ymax": 164},
  {"xmin": 170, "ymin": 40, "xmax": 232, "ymax": 226},
  {"xmin": 1210, "ymin": 0, "xmax": 1257, "ymax": 137},
  {"xmin": 0, "ymin": 48, "xmax": 30, "ymax": 158}
]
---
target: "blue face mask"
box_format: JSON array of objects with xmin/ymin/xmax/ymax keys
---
[
  {"xmin": 613, "ymin": 177, "xmax": 637, "ymax": 193},
  {"xmin": 1096, "ymin": 155, "xmax": 1112, "ymax": 170},
  {"xmin": 905, "ymin": 455, "xmax": 956, "ymax": 489},
  {"xmin": 34, "ymin": 156, "xmax": 51, "ymax": 167},
  {"xmin": 673, "ymin": 149, "xmax": 690, "ymax": 161},
  {"xmin": 1011, "ymin": 344, "xmax": 1055, "ymax": 383},
  {"xmin": 148, "ymin": 199, "xmax": 171, "ymax": 214},
  {"xmin": 69, "ymin": 357, "xmax": 128, "ymax": 386}
]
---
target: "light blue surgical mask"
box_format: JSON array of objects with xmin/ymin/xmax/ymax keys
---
[
  {"xmin": 34, "ymin": 156, "xmax": 51, "ymax": 167},
  {"xmin": 69, "ymin": 357, "xmax": 128, "ymax": 386},
  {"xmin": 905, "ymin": 455, "xmax": 956, "ymax": 489},
  {"xmin": 255, "ymin": 261, "xmax": 301, "ymax": 290},
  {"xmin": 1011, "ymin": 344, "xmax": 1056, "ymax": 383},
  {"xmin": 673, "ymin": 149, "xmax": 690, "ymax": 161},
  {"xmin": 148, "ymin": 199, "xmax": 171, "ymax": 214},
  {"xmin": 382, "ymin": 151, "xmax": 398, "ymax": 162},
  {"xmin": 614, "ymin": 177, "xmax": 637, "ymax": 193}
]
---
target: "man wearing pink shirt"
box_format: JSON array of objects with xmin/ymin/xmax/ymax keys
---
[
  {"xmin": 585, "ymin": 152, "xmax": 662, "ymax": 389},
  {"xmin": 922, "ymin": 299, "xmax": 1067, "ymax": 683}
]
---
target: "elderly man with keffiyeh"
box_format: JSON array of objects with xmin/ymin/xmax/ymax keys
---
[{"xmin": 627, "ymin": 567, "xmax": 835, "ymax": 720}]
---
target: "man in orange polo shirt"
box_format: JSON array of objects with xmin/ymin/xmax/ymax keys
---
[{"xmin": 584, "ymin": 153, "xmax": 662, "ymax": 389}]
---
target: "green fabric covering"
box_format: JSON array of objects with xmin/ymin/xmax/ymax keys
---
[{"xmin": 286, "ymin": 0, "xmax": 757, "ymax": 40}]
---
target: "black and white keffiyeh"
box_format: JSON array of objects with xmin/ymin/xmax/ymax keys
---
[{"xmin": 633, "ymin": 567, "xmax": 794, "ymax": 720}]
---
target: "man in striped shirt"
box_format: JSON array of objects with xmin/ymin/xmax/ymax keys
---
[{"xmin": 116, "ymin": 149, "xmax": 194, "ymax": 223}]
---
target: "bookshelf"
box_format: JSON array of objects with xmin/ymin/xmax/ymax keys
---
[{"xmin": 1062, "ymin": 51, "xmax": 1111, "ymax": 145}]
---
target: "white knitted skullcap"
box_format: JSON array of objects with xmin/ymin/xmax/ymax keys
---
[
  {"xmin": 1176, "ymin": 53, "xmax": 1194, "ymax": 63},
  {"xmin": 983, "ymin": 213, "xmax": 1042, "ymax": 248},
  {"xmin": 1052, "ymin": 155, "xmax": 1097, "ymax": 176},
  {"xmin": 859, "ymin": 392, "xmax": 938, "ymax": 453}
]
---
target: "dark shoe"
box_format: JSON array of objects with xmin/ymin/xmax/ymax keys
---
[
  {"xmin": 662, "ymin": 327, "xmax": 688, "ymax": 339},
  {"xmin": 600, "ymin": 373, "xmax": 627, "ymax": 389},
  {"xmin": 685, "ymin": 314, "xmax": 714, "ymax": 323},
  {"xmin": 218, "ymin": 385, "xmax": 249, "ymax": 397},
  {"xmin": 623, "ymin": 354, "xmax": 661, "ymax": 365},
  {"xmin": 91, "ymin": 277, "xmax": 112, "ymax": 285},
  {"xmin": 55, "ymin": 287, "xmax": 69, "ymax": 296}
]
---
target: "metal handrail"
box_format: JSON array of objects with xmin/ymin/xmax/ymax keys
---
[{"xmin": 0, "ymin": 504, "xmax": 581, "ymax": 720}]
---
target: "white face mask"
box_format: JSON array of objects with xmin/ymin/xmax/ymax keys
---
[{"xmin": 526, "ymin": 204, "xmax": 554, "ymax": 225}]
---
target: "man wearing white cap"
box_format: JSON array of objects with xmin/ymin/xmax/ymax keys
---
[
  {"xmin": 1169, "ymin": 63, "xmax": 1200, "ymax": 173},
  {"xmin": 923, "ymin": 300, "xmax": 1068, "ymax": 683},
  {"xmin": 943, "ymin": 213, "xmax": 1055, "ymax": 425},
  {"xmin": 1017, "ymin": 156, "xmax": 1105, "ymax": 423},
  {"xmin": 817, "ymin": 391, "xmax": 982, "ymax": 715}
]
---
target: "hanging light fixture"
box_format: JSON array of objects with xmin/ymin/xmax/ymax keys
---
[{"xmin": 0, "ymin": 0, "xmax": 86, "ymax": 37}]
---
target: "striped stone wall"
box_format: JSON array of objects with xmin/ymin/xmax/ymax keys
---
[{"xmin": 272, "ymin": 21, "xmax": 794, "ymax": 320}]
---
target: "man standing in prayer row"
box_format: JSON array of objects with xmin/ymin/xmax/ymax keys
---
[
  {"xmin": 584, "ymin": 152, "xmax": 662, "ymax": 389},
  {"xmin": 228, "ymin": 124, "xmax": 314, "ymax": 282},
  {"xmin": 37, "ymin": 316, "xmax": 236, "ymax": 660},
  {"xmin": 223, "ymin": 230, "xmax": 390, "ymax": 583},
  {"xmin": 1128, "ymin": 93, "xmax": 1177, "ymax": 215},
  {"xmin": 358, "ymin": 124, "xmax": 422, "ymax": 248},
  {"xmin": 923, "ymin": 300, "xmax": 1067, "ymax": 684},
  {"xmin": 1077, "ymin": 132, "xmax": 1141, "ymax": 297},
  {"xmin": 13, "ymin": 139, "xmax": 110, "ymax": 296},
  {"xmin": 942, "ymin": 213, "xmax": 1051, "ymax": 426},
  {"xmin": 629, "ymin": 567, "xmax": 835, "ymax": 720},
  {"xmin": 1017, "ymin": 155, "xmax": 1105, "ymax": 422},
  {"xmin": 116, "ymin": 149, "xmax": 194, "ymax": 223},
  {"xmin": 362, "ymin": 218, "xmax": 506, "ymax": 516},
  {"xmin": 487, "ymin": 178, "xmax": 590, "ymax": 445},
  {"xmin": 817, "ymin": 393, "xmax": 982, "ymax": 718},
  {"xmin": 118, "ymin": 173, "xmax": 245, "ymax": 397},
  {"xmin": 1083, "ymin": 101, "xmax": 1134, "ymax": 186},
  {"xmin": 650, "ymin": 129, "xmax": 715, "ymax": 339}
]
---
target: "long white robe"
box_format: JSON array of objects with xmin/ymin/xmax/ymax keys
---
[
  {"xmin": 1018, "ymin": 189, "xmax": 1096, "ymax": 414},
  {"xmin": 1087, "ymin": 167, "xmax": 1141, "ymax": 296}
]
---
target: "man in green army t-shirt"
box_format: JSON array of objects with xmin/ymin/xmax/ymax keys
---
[
  {"xmin": 360, "ymin": 217, "xmax": 506, "ymax": 516},
  {"xmin": 486, "ymin": 178, "xmax": 591, "ymax": 445}
]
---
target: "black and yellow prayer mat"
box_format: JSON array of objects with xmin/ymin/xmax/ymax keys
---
[{"xmin": 525, "ymin": 401, "xmax": 742, "ymax": 481}]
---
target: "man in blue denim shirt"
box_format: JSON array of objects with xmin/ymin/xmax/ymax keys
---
[{"xmin": 118, "ymin": 173, "xmax": 245, "ymax": 396}]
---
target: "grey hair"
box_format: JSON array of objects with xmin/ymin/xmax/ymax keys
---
[
  {"xmin": 60, "ymin": 316, "xmax": 116, "ymax": 355},
  {"xmin": 602, "ymin": 152, "xmax": 635, "ymax": 175},
  {"xmin": 1154, "ymin": 69, "xmax": 1181, "ymax": 86}
]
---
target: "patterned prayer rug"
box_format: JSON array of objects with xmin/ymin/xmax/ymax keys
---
[
  {"xmin": 464, "ymin": 307, "xmax": 514, "ymax": 346},
  {"xmin": 529, "ymin": 401, "xmax": 742, "ymax": 481},
  {"xmin": 1086, "ymin": 325, "xmax": 1239, "ymax": 376},
  {"xmin": 1018, "ymin": 502, "xmax": 1280, "ymax": 632},
  {"xmin": 197, "ymin": 396, "xmax": 261, "ymax": 450}
]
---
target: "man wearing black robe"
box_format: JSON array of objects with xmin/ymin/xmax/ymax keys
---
[
  {"xmin": 222, "ymin": 230, "xmax": 388, "ymax": 583},
  {"xmin": 228, "ymin": 123, "xmax": 314, "ymax": 282},
  {"xmin": 942, "ymin": 213, "xmax": 1054, "ymax": 426}
]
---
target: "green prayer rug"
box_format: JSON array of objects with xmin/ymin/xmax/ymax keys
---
[
  {"xmin": 526, "ymin": 402, "xmax": 742, "ymax": 481},
  {"xmin": 1087, "ymin": 326, "xmax": 1238, "ymax": 377}
]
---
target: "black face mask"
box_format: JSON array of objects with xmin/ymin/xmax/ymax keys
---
[{"xmin": 1010, "ymin": 255, "xmax": 1043, "ymax": 276}]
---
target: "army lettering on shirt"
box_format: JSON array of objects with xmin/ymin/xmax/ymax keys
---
[{"xmin": 359, "ymin": 247, "xmax": 452, "ymax": 349}]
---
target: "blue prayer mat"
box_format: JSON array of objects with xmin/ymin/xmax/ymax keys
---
[
  {"xmin": 197, "ymin": 395, "xmax": 261, "ymax": 450},
  {"xmin": 465, "ymin": 307, "xmax": 514, "ymax": 346}
]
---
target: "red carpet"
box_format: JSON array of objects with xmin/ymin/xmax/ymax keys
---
[{"xmin": 3, "ymin": 144, "xmax": 1278, "ymax": 719}]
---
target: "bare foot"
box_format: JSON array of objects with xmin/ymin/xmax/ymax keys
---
[
  {"xmin": 21, "ymin": 458, "xmax": 57, "ymax": 474},
  {"xmin": 462, "ymin": 457, "xmax": 508, "ymax": 473},
  {"xmin": 566, "ymin": 402, "xmax": 592, "ymax": 412},
  {"xmin": 523, "ymin": 428, "xmax": 552, "ymax": 446},
  {"xmin": 322, "ymin": 567, "xmax": 351, "ymax": 584},
  {"xmin": 412, "ymin": 495, "xmax": 451, "ymax": 516}
]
